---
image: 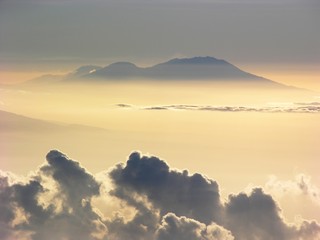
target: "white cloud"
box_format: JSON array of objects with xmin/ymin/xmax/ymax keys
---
[{"xmin": 266, "ymin": 174, "xmax": 320, "ymax": 205}]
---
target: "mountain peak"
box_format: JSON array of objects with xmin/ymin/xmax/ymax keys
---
[
  {"xmin": 108, "ymin": 62, "xmax": 138, "ymax": 68},
  {"xmin": 164, "ymin": 56, "xmax": 228, "ymax": 65}
]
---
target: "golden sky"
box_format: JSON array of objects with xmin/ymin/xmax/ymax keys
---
[
  {"xmin": 0, "ymin": 0, "xmax": 319, "ymax": 239},
  {"xmin": 1, "ymin": 82, "xmax": 319, "ymax": 230}
]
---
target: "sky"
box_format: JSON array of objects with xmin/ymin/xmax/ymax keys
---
[
  {"xmin": 1, "ymin": 1, "xmax": 320, "ymax": 239},
  {"xmin": 0, "ymin": 0, "xmax": 319, "ymax": 89}
]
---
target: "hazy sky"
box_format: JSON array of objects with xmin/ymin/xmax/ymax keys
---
[{"xmin": 0, "ymin": 0, "xmax": 319, "ymax": 73}]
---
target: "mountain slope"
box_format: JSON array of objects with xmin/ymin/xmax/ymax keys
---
[
  {"xmin": 22, "ymin": 65, "xmax": 102, "ymax": 86},
  {"xmin": 86, "ymin": 62, "xmax": 141, "ymax": 79},
  {"xmin": 0, "ymin": 110, "xmax": 106, "ymax": 132}
]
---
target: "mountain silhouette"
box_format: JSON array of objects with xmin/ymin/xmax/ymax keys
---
[
  {"xmin": 0, "ymin": 110, "xmax": 106, "ymax": 132},
  {"xmin": 81, "ymin": 56, "xmax": 282, "ymax": 87},
  {"xmin": 22, "ymin": 57, "xmax": 301, "ymax": 89}
]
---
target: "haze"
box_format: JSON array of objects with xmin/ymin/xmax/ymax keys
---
[
  {"xmin": 1, "ymin": 79, "xmax": 319, "ymax": 225},
  {"xmin": 0, "ymin": 0, "xmax": 319, "ymax": 239}
]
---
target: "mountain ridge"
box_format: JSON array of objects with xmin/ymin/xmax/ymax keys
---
[
  {"xmin": 19, "ymin": 56, "xmax": 302, "ymax": 90},
  {"xmin": 85, "ymin": 56, "xmax": 263, "ymax": 81}
]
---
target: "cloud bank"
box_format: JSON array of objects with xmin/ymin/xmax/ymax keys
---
[
  {"xmin": 1, "ymin": 150, "xmax": 319, "ymax": 240},
  {"xmin": 116, "ymin": 102, "xmax": 320, "ymax": 113}
]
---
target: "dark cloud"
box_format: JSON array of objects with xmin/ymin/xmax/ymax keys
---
[
  {"xmin": 108, "ymin": 152, "xmax": 320, "ymax": 240},
  {"xmin": 109, "ymin": 152, "xmax": 223, "ymax": 224},
  {"xmin": 296, "ymin": 221, "xmax": 320, "ymax": 240},
  {"xmin": 145, "ymin": 106, "xmax": 169, "ymax": 110},
  {"xmin": 0, "ymin": 173, "xmax": 16, "ymax": 239},
  {"xmin": 42, "ymin": 150, "xmax": 101, "ymax": 209},
  {"xmin": 0, "ymin": 174, "xmax": 15, "ymax": 223},
  {"xmin": 225, "ymin": 188, "xmax": 320, "ymax": 240},
  {"xmin": 116, "ymin": 103, "xmax": 133, "ymax": 108},
  {"xmin": 225, "ymin": 188, "xmax": 291, "ymax": 239},
  {"xmin": 1, "ymin": 150, "xmax": 320, "ymax": 240},
  {"xmin": 0, "ymin": 151, "xmax": 106, "ymax": 240},
  {"xmin": 13, "ymin": 180, "xmax": 52, "ymax": 226},
  {"xmin": 105, "ymin": 173, "xmax": 160, "ymax": 240},
  {"xmin": 106, "ymin": 200, "xmax": 159, "ymax": 240},
  {"xmin": 117, "ymin": 103, "xmax": 320, "ymax": 113},
  {"xmin": 156, "ymin": 213, "xmax": 234, "ymax": 240},
  {"xmin": 33, "ymin": 150, "xmax": 105, "ymax": 240}
]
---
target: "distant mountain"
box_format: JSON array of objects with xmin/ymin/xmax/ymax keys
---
[
  {"xmin": 80, "ymin": 56, "xmax": 285, "ymax": 87},
  {"xmin": 23, "ymin": 65, "xmax": 102, "ymax": 85},
  {"xmin": 22, "ymin": 57, "xmax": 296, "ymax": 88},
  {"xmin": 23, "ymin": 74, "xmax": 64, "ymax": 85},
  {"xmin": 0, "ymin": 110, "xmax": 106, "ymax": 132},
  {"xmin": 0, "ymin": 110, "xmax": 60, "ymax": 132},
  {"xmin": 85, "ymin": 56, "xmax": 259, "ymax": 80}
]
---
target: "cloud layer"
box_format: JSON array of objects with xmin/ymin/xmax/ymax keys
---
[
  {"xmin": 116, "ymin": 102, "xmax": 320, "ymax": 113},
  {"xmin": 1, "ymin": 150, "xmax": 319, "ymax": 240}
]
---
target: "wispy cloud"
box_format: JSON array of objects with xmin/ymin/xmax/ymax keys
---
[
  {"xmin": 266, "ymin": 174, "xmax": 320, "ymax": 205},
  {"xmin": 116, "ymin": 102, "xmax": 320, "ymax": 113},
  {"xmin": 295, "ymin": 102, "xmax": 320, "ymax": 106}
]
